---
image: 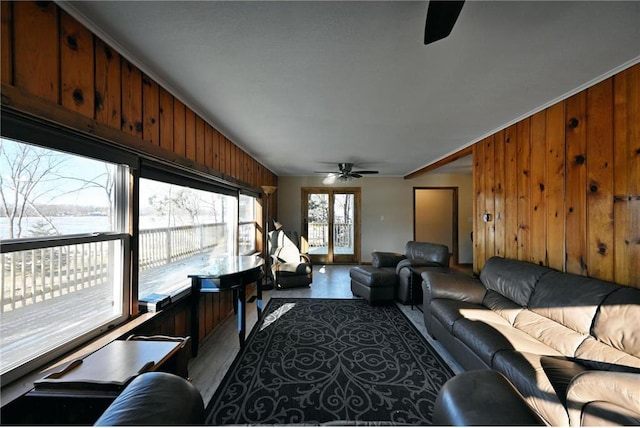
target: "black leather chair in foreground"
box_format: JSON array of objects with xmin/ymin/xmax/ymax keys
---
[
  {"xmin": 94, "ymin": 372, "xmax": 204, "ymax": 426},
  {"xmin": 434, "ymin": 369, "xmax": 545, "ymax": 426}
]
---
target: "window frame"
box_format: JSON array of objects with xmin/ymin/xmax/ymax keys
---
[
  {"xmin": 239, "ymin": 193, "xmax": 259, "ymax": 256},
  {"xmin": 0, "ymin": 114, "xmax": 134, "ymax": 384}
]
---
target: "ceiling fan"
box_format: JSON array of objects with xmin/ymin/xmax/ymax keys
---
[
  {"xmin": 314, "ymin": 163, "xmax": 379, "ymax": 182},
  {"xmin": 424, "ymin": 0, "xmax": 465, "ymax": 45}
]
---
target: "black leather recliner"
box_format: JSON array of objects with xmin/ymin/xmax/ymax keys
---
[{"xmin": 268, "ymin": 229, "xmax": 312, "ymax": 289}]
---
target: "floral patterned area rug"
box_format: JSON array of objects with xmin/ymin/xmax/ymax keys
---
[{"xmin": 205, "ymin": 298, "xmax": 453, "ymax": 425}]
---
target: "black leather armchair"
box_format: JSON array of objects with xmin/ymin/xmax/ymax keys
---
[{"xmin": 372, "ymin": 241, "xmax": 450, "ymax": 304}]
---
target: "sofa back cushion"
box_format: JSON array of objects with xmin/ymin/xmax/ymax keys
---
[
  {"xmin": 404, "ymin": 241, "xmax": 450, "ymax": 266},
  {"xmin": 528, "ymin": 271, "xmax": 619, "ymax": 335},
  {"xmin": 479, "ymin": 257, "xmax": 551, "ymax": 307},
  {"xmin": 591, "ymin": 286, "xmax": 640, "ymax": 358},
  {"xmin": 513, "ymin": 309, "xmax": 589, "ymax": 356}
]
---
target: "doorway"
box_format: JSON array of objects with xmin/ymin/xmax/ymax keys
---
[
  {"xmin": 301, "ymin": 187, "xmax": 361, "ymax": 264},
  {"xmin": 414, "ymin": 187, "xmax": 458, "ymax": 265}
]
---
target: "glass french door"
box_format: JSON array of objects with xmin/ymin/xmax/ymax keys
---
[{"xmin": 302, "ymin": 188, "xmax": 360, "ymax": 264}]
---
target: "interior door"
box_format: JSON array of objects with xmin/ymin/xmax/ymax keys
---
[
  {"xmin": 302, "ymin": 188, "xmax": 360, "ymax": 264},
  {"xmin": 414, "ymin": 187, "xmax": 458, "ymax": 264}
]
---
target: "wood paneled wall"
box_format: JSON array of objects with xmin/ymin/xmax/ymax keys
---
[
  {"xmin": 1, "ymin": 2, "xmax": 276, "ymax": 340},
  {"xmin": 473, "ymin": 63, "xmax": 639, "ymax": 288},
  {"xmin": 0, "ymin": 1, "xmax": 276, "ymax": 192}
]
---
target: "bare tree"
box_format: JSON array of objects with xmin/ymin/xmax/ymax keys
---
[
  {"xmin": 0, "ymin": 140, "xmax": 66, "ymax": 239},
  {"xmin": 172, "ymin": 188, "xmax": 201, "ymax": 225},
  {"xmin": 61, "ymin": 164, "xmax": 116, "ymax": 223}
]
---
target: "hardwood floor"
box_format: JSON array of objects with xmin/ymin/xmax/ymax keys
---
[{"xmin": 188, "ymin": 264, "xmax": 464, "ymax": 407}]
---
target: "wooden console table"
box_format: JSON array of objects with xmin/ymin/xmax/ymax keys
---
[
  {"xmin": 8, "ymin": 339, "xmax": 185, "ymax": 425},
  {"xmin": 189, "ymin": 255, "xmax": 264, "ymax": 357}
]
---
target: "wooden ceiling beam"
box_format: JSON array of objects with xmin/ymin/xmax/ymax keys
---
[{"xmin": 404, "ymin": 145, "xmax": 473, "ymax": 179}]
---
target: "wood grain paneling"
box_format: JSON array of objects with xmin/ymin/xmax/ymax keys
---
[
  {"xmin": 483, "ymin": 136, "xmax": 496, "ymax": 258},
  {"xmin": 204, "ymin": 124, "xmax": 214, "ymax": 169},
  {"xmin": 196, "ymin": 116, "xmax": 205, "ymax": 165},
  {"xmin": 60, "ymin": 12, "xmax": 94, "ymax": 118},
  {"xmin": 220, "ymin": 134, "xmax": 229, "ymax": 174},
  {"xmin": 1, "ymin": 1, "xmax": 12, "ymax": 84},
  {"xmin": 546, "ymin": 102, "xmax": 566, "ymax": 271},
  {"xmin": 586, "ymin": 79, "xmax": 614, "ymax": 281},
  {"xmin": 173, "ymin": 98, "xmax": 186, "ymax": 156},
  {"xmin": 530, "ymin": 111, "xmax": 547, "ymax": 266},
  {"xmin": 121, "ymin": 59, "xmax": 143, "ymax": 138},
  {"xmin": 13, "ymin": 1, "xmax": 59, "ymax": 103},
  {"xmin": 613, "ymin": 65, "xmax": 640, "ymax": 286},
  {"xmin": 504, "ymin": 125, "xmax": 519, "ymax": 260},
  {"xmin": 494, "ymin": 130, "xmax": 506, "ymax": 258},
  {"xmin": 212, "ymin": 129, "xmax": 221, "ymax": 171},
  {"xmin": 142, "ymin": 74, "xmax": 160, "ymax": 145},
  {"xmin": 565, "ymin": 91, "xmax": 588, "ymax": 276},
  {"xmin": 185, "ymin": 107, "xmax": 196, "ymax": 161},
  {"xmin": 516, "ymin": 118, "xmax": 531, "ymax": 262},
  {"xmin": 159, "ymin": 87, "xmax": 174, "ymax": 152},
  {"xmin": 472, "ymin": 64, "xmax": 638, "ymax": 287},
  {"xmin": 95, "ymin": 39, "xmax": 121, "ymax": 128},
  {"xmin": 473, "ymin": 142, "xmax": 485, "ymax": 271}
]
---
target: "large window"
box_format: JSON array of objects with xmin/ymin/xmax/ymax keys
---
[
  {"xmin": 138, "ymin": 178, "xmax": 238, "ymax": 300},
  {"xmin": 239, "ymin": 194, "xmax": 258, "ymax": 255},
  {"xmin": 1, "ymin": 114, "xmax": 259, "ymax": 385},
  {"xmin": 0, "ymin": 138, "xmax": 129, "ymax": 382}
]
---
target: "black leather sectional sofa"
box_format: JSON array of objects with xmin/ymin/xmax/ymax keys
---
[{"xmin": 423, "ymin": 256, "xmax": 640, "ymax": 426}]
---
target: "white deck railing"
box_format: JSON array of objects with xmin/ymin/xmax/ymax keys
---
[
  {"xmin": 308, "ymin": 222, "xmax": 353, "ymax": 249},
  {"xmin": 1, "ymin": 223, "xmax": 228, "ymax": 313}
]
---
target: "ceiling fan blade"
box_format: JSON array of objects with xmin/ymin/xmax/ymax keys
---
[
  {"xmin": 314, "ymin": 171, "xmax": 340, "ymax": 174},
  {"xmin": 350, "ymin": 173, "xmax": 363, "ymax": 178},
  {"xmin": 424, "ymin": 0, "xmax": 465, "ymax": 45},
  {"xmin": 352, "ymin": 170, "xmax": 378, "ymax": 175}
]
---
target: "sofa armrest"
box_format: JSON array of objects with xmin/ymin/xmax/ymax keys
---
[
  {"xmin": 371, "ymin": 251, "xmax": 405, "ymax": 268},
  {"xmin": 94, "ymin": 372, "xmax": 204, "ymax": 426},
  {"xmin": 566, "ymin": 370, "xmax": 640, "ymax": 426},
  {"xmin": 434, "ymin": 370, "xmax": 545, "ymax": 426},
  {"xmin": 421, "ymin": 271, "xmax": 486, "ymax": 306}
]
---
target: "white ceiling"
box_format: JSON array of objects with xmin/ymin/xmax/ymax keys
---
[{"xmin": 61, "ymin": 1, "xmax": 639, "ymax": 177}]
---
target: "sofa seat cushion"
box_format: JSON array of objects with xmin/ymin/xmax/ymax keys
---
[
  {"xmin": 580, "ymin": 401, "xmax": 640, "ymax": 426},
  {"xmin": 493, "ymin": 350, "xmax": 568, "ymax": 427},
  {"xmin": 567, "ymin": 370, "xmax": 640, "ymax": 426},
  {"xmin": 574, "ymin": 337, "xmax": 640, "ymax": 372},
  {"xmin": 453, "ymin": 316, "xmax": 560, "ymax": 367}
]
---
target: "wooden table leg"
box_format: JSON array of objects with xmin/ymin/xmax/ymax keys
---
[
  {"xmin": 256, "ymin": 275, "xmax": 263, "ymax": 319},
  {"xmin": 238, "ymin": 281, "xmax": 246, "ymax": 348},
  {"xmin": 190, "ymin": 277, "xmax": 201, "ymax": 357}
]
